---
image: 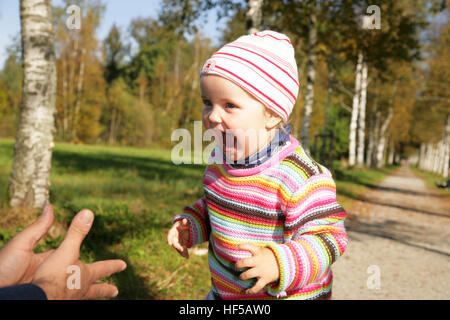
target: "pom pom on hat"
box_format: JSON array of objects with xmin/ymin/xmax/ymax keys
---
[{"xmin": 200, "ymin": 30, "xmax": 299, "ymax": 121}]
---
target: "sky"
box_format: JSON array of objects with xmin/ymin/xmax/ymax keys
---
[{"xmin": 0, "ymin": 0, "xmax": 223, "ymax": 69}]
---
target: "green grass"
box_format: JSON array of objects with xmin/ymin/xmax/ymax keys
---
[
  {"xmin": 409, "ymin": 165, "xmax": 450, "ymax": 196},
  {"xmin": 0, "ymin": 139, "xmax": 209, "ymax": 299},
  {"xmin": 333, "ymin": 163, "xmax": 398, "ymax": 209},
  {"xmin": 0, "ymin": 138, "xmax": 396, "ymax": 299}
]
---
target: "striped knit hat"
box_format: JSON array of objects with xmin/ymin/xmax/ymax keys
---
[{"xmin": 200, "ymin": 30, "xmax": 299, "ymax": 121}]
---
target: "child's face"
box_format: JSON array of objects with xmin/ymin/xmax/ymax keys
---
[{"xmin": 201, "ymin": 75, "xmax": 279, "ymax": 161}]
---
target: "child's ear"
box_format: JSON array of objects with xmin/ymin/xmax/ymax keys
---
[{"xmin": 264, "ymin": 109, "xmax": 282, "ymax": 130}]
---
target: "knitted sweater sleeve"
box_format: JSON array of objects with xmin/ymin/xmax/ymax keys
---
[
  {"xmin": 173, "ymin": 197, "xmax": 210, "ymax": 247},
  {"xmin": 265, "ymin": 171, "xmax": 348, "ymax": 297}
]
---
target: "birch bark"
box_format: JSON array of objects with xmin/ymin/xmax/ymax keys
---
[
  {"xmin": 357, "ymin": 58, "xmax": 368, "ymax": 167},
  {"xmin": 246, "ymin": 0, "xmax": 263, "ymax": 34},
  {"xmin": 376, "ymin": 108, "xmax": 393, "ymax": 168},
  {"xmin": 9, "ymin": 0, "xmax": 56, "ymax": 208},
  {"xmin": 442, "ymin": 115, "xmax": 450, "ymax": 178},
  {"xmin": 348, "ymin": 52, "xmax": 363, "ymax": 166}
]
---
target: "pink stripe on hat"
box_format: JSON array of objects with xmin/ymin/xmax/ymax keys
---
[{"xmin": 200, "ymin": 30, "xmax": 299, "ymax": 121}]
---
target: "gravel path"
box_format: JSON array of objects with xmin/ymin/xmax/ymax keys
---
[{"xmin": 332, "ymin": 165, "xmax": 450, "ymax": 299}]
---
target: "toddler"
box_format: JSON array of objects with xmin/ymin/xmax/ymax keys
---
[{"xmin": 167, "ymin": 30, "xmax": 348, "ymax": 300}]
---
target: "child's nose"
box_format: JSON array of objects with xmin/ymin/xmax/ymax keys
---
[{"xmin": 207, "ymin": 106, "xmax": 222, "ymax": 125}]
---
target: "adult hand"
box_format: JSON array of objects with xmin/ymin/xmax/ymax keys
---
[
  {"xmin": 31, "ymin": 207, "xmax": 127, "ymax": 299},
  {"xmin": 235, "ymin": 243, "xmax": 280, "ymax": 295},
  {"xmin": 0, "ymin": 204, "xmax": 55, "ymax": 288},
  {"xmin": 167, "ymin": 218, "xmax": 190, "ymax": 259}
]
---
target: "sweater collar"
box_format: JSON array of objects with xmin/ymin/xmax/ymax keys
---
[{"xmin": 224, "ymin": 125, "xmax": 292, "ymax": 169}]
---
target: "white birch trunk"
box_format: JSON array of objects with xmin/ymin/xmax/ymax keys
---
[
  {"xmin": 387, "ymin": 138, "xmax": 394, "ymax": 165},
  {"xmin": 370, "ymin": 108, "xmax": 381, "ymax": 168},
  {"xmin": 9, "ymin": 0, "xmax": 56, "ymax": 208},
  {"xmin": 418, "ymin": 143, "xmax": 426, "ymax": 170},
  {"xmin": 348, "ymin": 52, "xmax": 363, "ymax": 166},
  {"xmin": 428, "ymin": 145, "xmax": 433, "ymax": 171},
  {"xmin": 425, "ymin": 143, "xmax": 433, "ymax": 171},
  {"xmin": 246, "ymin": 0, "xmax": 264, "ymax": 34},
  {"xmin": 301, "ymin": 8, "xmax": 317, "ymax": 154},
  {"xmin": 357, "ymin": 58, "xmax": 368, "ymax": 167},
  {"xmin": 68, "ymin": 36, "xmax": 78, "ymax": 136},
  {"xmin": 366, "ymin": 94, "xmax": 379, "ymax": 168},
  {"xmin": 442, "ymin": 114, "xmax": 450, "ymax": 178},
  {"xmin": 376, "ymin": 108, "xmax": 393, "ymax": 168},
  {"xmin": 432, "ymin": 144, "xmax": 439, "ymax": 173},
  {"xmin": 62, "ymin": 47, "xmax": 68, "ymax": 137}
]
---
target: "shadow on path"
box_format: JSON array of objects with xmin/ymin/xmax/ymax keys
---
[
  {"xmin": 346, "ymin": 218, "xmax": 450, "ymax": 257},
  {"xmin": 345, "ymin": 165, "xmax": 450, "ymax": 258}
]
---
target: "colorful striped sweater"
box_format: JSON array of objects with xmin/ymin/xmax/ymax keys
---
[{"xmin": 174, "ymin": 136, "xmax": 348, "ymax": 300}]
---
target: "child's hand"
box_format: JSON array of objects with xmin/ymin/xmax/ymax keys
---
[
  {"xmin": 167, "ymin": 219, "xmax": 190, "ymax": 259},
  {"xmin": 235, "ymin": 243, "xmax": 280, "ymax": 295}
]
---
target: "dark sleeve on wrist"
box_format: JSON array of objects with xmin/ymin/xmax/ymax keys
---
[{"xmin": 0, "ymin": 284, "xmax": 47, "ymax": 300}]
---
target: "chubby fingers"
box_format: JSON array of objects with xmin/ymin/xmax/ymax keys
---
[
  {"xmin": 167, "ymin": 229, "xmax": 184, "ymax": 252},
  {"xmin": 235, "ymin": 243, "xmax": 261, "ymax": 270},
  {"xmin": 167, "ymin": 219, "xmax": 190, "ymax": 258},
  {"xmin": 245, "ymin": 278, "xmax": 267, "ymax": 295},
  {"xmin": 237, "ymin": 243, "xmax": 261, "ymax": 256},
  {"xmin": 167, "ymin": 225, "xmax": 178, "ymax": 246},
  {"xmin": 235, "ymin": 256, "xmax": 257, "ymax": 271},
  {"xmin": 167, "ymin": 219, "xmax": 187, "ymax": 245}
]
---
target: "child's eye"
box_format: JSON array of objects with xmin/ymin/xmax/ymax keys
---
[
  {"xmin": 203, "ymin": 99, "xmax": 212, "ymax": 107},
  {"xmin": 225, "ymin": 103, "xmax": 237, "ymax": 109}
]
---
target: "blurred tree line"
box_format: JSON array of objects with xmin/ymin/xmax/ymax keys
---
[{"xmin": 0, "ymin": 0, "xmax": 448, "ymax": 173}]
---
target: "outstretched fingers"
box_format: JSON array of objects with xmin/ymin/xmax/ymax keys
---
[
  {"xmin": 84, "ymin": 283, "xmax": 119, "ymax": 299},
  {"xmin": 87, "ymin": 259, "xmax": 127, "ymax": 283}
]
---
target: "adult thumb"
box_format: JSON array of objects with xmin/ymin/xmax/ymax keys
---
[
  {"xmin": 12, "ymin": 204, "xmax": 55, "ymax": 250},
  {"xmin": 58, "ymin": 209, "xmax": 94, "ymax": 261}
]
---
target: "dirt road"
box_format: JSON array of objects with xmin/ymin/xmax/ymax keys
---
[{"xmin": 332, "ymin": 165, "xmax": 450, "ymax": 299}]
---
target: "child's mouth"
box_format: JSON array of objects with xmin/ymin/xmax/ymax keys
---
[{"xmin": 222, "ymin": 132, "xmax": 237, "ymax": 154}]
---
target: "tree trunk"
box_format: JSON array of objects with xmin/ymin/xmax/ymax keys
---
[
  {"xmin": 68, "ymin": 35, "xmax": 78, "ymax": 138},
  {"xmin": 357, "ymin": 58, "xmax": 368, "ymax": 167},
  {"xmin": 432, "ymin": 144, "xmax": 439, "ymax": 173},
  {"xmin": 418, "ymin": 143, "xmax": 425, "ymax": 170},
  {"xmin": 246, "ymin": 0, "xmax": 264, "ymax": 34},
  {"xmin": 61, "ymin": 47, "xmax": 68, "ymax": 139},
  {"xmin": 72, "ymin": 48, "xmax": 86, "ymax": 141},
  {"xmin": 300, "ymin": 8, "xmax": 317, "ymax": 154},
  {"xmin": 366, "ymin": 88, "xmax": 379, "ymax": 168},
  {"xmin": 108, "ymin": 107, "xmax": 117, "ymax": 145},
  {"xmin": 376, "ymin": 108, "xmax": 393, "ymax": 168},
  {"xmin": 348, "ymin": 51, "xmax": 363, "ymax": 166},
  {"xmin": 387, "ymin": 138, "xmax": 394, "ymax": 165},
  {"xmin": 441, "ymin": 114, "xmax": 450, "ymax": 178},
  {"xmin": 425, "ymin": 143, "xmax": 433, "ymax": 171},
  {"xmin": 9, "ymin": 0, "xmax": 56, "ymax": 208}
]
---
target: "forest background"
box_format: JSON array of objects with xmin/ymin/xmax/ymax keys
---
[{"xmin": 0, "ymin": 0, "xmax": 448, "ymax": 173}]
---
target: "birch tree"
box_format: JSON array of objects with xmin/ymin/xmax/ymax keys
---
[
  {"xmin": 9, "ymin": 0, "xmax": 56, "ymax": 208},
  {"xmin": 246, "ymin": 0, "xmax": 263, "ymax": 34},
  {"xmin": 348, "ymin": 52, "xmax": 363, "ymax": 166},
  {"xmin": 375, "ymin": 107, "xmax": 393, "ymax": 168},
  {"xmin": 356, "ymin": 57, "xmax": 368, "ymax": 167}
]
